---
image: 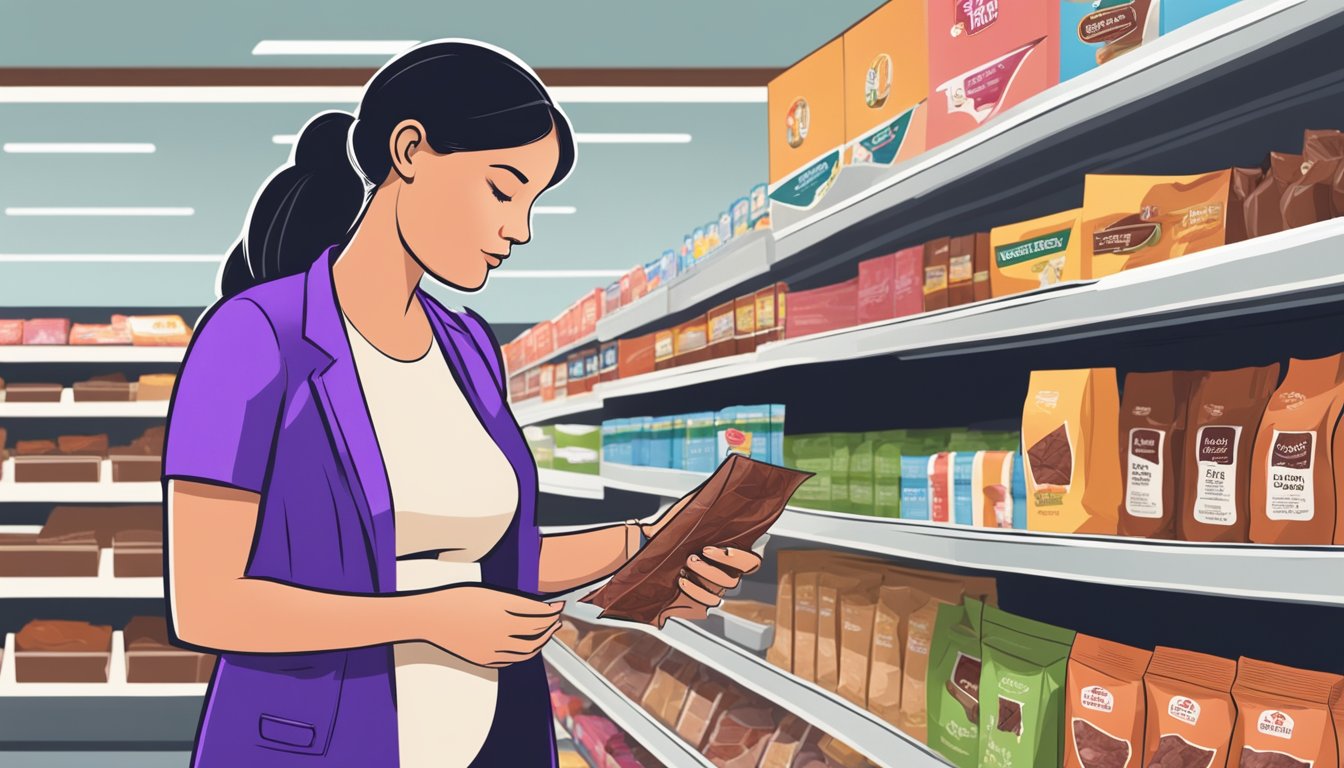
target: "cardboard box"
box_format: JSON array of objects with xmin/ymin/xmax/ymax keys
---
[
  {"xmin": 923, "ymin": 238, "xmax": 952, "ymax": 311},
  {"xmin": 604, "ymin": 282, "xmax": 622, "ymax": 315},
  {"xmin": 579, "ymin": 289, "xmax": 604, "ymax": 338},
  {"xmin": 673, "ymin": 316, "xmax": 710, "ymax": 366},
  {"xmin": 786, "ymin": 279, "xmax": 859, "ymax": 339},
  {"xmin": 946, "ymin": 234, "xmax": 977, "ymax": 307},
  {"xmin": 598, "ymin": 341, "xmax": 619, "ymax": 383},
  {"xmin": 926, "ymin": 0, "xmax": 1060, "ymax": 147},
  {"xmin": 768, "ymin": 39, "xmax": 847, "ymax": 213},
  {"xmin": 628, "ymin": 266, "xmax": 648, "ymax": 302},
  {"xmin": 1082, "ymin": 171, "xmax": 1232, "ymax": 278},
  {"xmin": 617, "ymin": 335, "xmax": 656, "ymax": 380},
  {"xmin": 1060, "ymin": 0, "xmax": 1160, "ymax": 82},
  {"xmin": 754, "ymin": 283, "xmax": 790, "ymax": 344},
  {"xmin": 734, "ymin": 295, "xmax": 758, "ymax": 355},
  {"xmin": 523, "ymin": 368, "xmax": 541, "ymax": 401},
  {"xmin": 707, "ymin": 301, "xmax": 737, "ymax": 359},
  {"xmin": 972, "ymin": 233, "xmax": 992, "ymax": 302},
  {"xmin": 532, "ymin": 320, "xmax": 554, "ymax": 361},
  {"xmin": 990, "ymin": 208, "xmax": 1084, "ymax": 297},
  {"xmin": 654, "ymin": 329, "xmax": 675, "ymax": 371},
  {"xmin": 1161, "ymin": 0, "xmax": 1243, "ymax": 34},
  {"xmin": 843, "ymin": 0, "xmax": 930, "ymax": 170},
  {"xmin": 540, "ymin": 364, "xmax": 555, "ymax": 402},
  {"xmin": 565, "ymin": 353, "xmax": 585, "ymax": 398},
  {"xmin": 553, "ymin": 361, "xmax": 568, "ymax": 399}
]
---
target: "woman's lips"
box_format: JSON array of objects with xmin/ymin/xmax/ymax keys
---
[{"xmin": 483, "ymin": 251, "xmax": 506, "ymax": 268}]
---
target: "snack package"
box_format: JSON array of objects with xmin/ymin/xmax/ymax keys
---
[
  {"xmin": 793, "ymin": 560, "xmax": 821, "ymax": 683},
  {"xmin": 928, "ymin": 598, "xmax": 986, "ymax": 768},
  {"xmin": 817, "ymin": 568, "xmax": 880, "ymax": 693},
  {"xmin": 1226, "ymin": 167, "xmax": 1264, "ymax": 245},
  {"xmin": 924, "ymin": 237, "xmax": 952, "ymax": 312},
  {"xmin": 868, "ymin": 584, "xmax": 922, "ymax": 727},
  {"xmin": 1250, "ymin": 354, "xmax": 1344, "ymax": 544},
  {"xmin": 785, "ymin": 279, "xmax": 858, "ymax": 339},
  {"xmin": 1244, "ymin": 152, "xmax": 1304, "ymax": 240},
  {"xmin": 69, "ymin": 316, "xmax": 133, "ymax": 345},
  {"xmin": 990, "ymin": 209, "xmax": 1085, "ymax": 297},
  {"xmin": 1060, "ymin": 0, "xmax": 1160, "ymax": 82},
  {"xmin": 1228, "ymin": 657, "xmax": 1344, "ymax": 768},
  {"xmin": 0, "ymin": 319, "xmax": 23, "ymax": 345},
  {"xmin": 1083, "ymin": 171, "xmax": 1234, "ymax": 278},
  {"xmin": 926, "ymin": 0, "xmax": 1060, "ymax": 147},
  {"xmin": 758, "ymin": 714, "xmax": 813, "ymax": 768},
  {"xmin": 947, "ymin": 234, "xmax": 978, "ymax": 307},
  {"xmin": 1142, "ymin": 646, "xmax": 1238, "ymax": 768},
  {"xmin": 974, "ymin": 450, "xmax": 1023, "ymax": 529},
  {"xmin": 1180, "ymin": 364, "xmax": 1280, "ymax": 542},
  {"xmin": 1064, "ymin": 634, "xmax": 1153, "ymax": 768},
  {"xmin": 642, "ymin": 654, "xmax": 704, "ymax": 729},
  {"xmin": 768, "ymin": 39, "xmax": 846, "ymax": 212},
  {"xmin": 843, "ymin": 0, "xmax": 928, "ymax": 169},
  {"xmin": 898, "ymin": 580, "xmax": 968, "ymax": 742},
  {"xmin": 127, "ymin": 314, "xmax": 191, "ymax": 346},
  {"xmin": 676, "ymin": 680, "xmax": 740, "ymax": 751},
  {"xmin": 873, "ymin": 430, "xmax": 907, "ymax": 519},
  {"xmin": 978, "ymin": 606, "xmax": 1077, "ymax": 768},
  {"xmin": 1022, "ymin": 368, "xmax": 1123, "ymax": 534},
  {"xmin": 1118, "ymin": 370, "xmax": 1198, "ymax": 539},
  {"xmin": 858, "ymin": 247, "xmax": 920, "ymax": 325},
  {"xmin": 838, "ymin": 584, "xmax": 879, "ymax": 709},
  {"xmin": 22, "ymin": 318, "xmax": 71, "ymax": 345},
  {"xmin": 734, "ymin": 294, "xmax": 758, "ymax": 355},
  {"xmin": 704, "ymin": 705, "xmax": 777, "ymax": 768}
]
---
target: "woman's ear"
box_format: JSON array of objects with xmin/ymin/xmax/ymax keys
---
[{"xmin": 389, "ymin": 119, "xmax": 427, "ymax": 182}]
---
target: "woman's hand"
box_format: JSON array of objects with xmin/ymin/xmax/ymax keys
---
[
  {"xmin": 657, "ymin": 545, "xmax": 763, "ymax": 625},
  {"xmin": 412, "ymin": 586, "xmax": 564, "ymax": 668}
]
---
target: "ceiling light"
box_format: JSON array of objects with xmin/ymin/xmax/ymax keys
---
[
  {"xmin": 574, "ymin": 133, "xmax": 692, "ymax": 144},
  {"xmin": 4, "ymin": 207, "xmax": 194, "ymax": 216},
  {"xmin": 533, "ymin": 206, "xmax": 576, "ymax": 215},
  {"xmin": 490, "ymin": 270, "xmax": 625, "ymax": 279},
  {"xmin": 3, "ymin": 143, "xmax": 155, "ymax": 153},
  {"xmin": 0, "ymin": 253, "xmax": 221, "ymax": 262},
  {"xmin": 252, "ymin": 40, "xmax": 419, "ymax": 56},
  {"xmin": 272, "ymin": 135, "xmax": 297, "ymax": 145}
]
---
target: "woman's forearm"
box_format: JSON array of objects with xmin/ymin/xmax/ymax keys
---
[{"xmin": 538, "ymin": 524, "xmax": 633, "ymax": 594}]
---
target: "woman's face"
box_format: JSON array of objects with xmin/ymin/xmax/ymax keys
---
[{"xmin": 393, "ymin": 124, "xmax": 561, "ymax": 292}]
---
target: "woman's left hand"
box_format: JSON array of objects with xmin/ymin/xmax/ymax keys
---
[{"xmin": 657, "ymin": 545, "xmax": 762, "ymax": 625}]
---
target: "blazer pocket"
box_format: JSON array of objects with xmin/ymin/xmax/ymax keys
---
[
  {"xmin": 258, "ymin": 714, "xmax": 316, "ymax": 749},
  {"xmin": 238, "ymin": 651, "xmax": 348, "ymax": 756}
]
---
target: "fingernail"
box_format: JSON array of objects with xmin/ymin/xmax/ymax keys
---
[
  {"xmin": 702, "ymin": 546, "xmax": 714, "ymax": 556},
  {"xmin": 689, "ymin": 555, "xmax": 699, "ymax": 563}
]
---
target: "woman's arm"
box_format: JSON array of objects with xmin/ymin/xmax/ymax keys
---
[{"xmin": 169, "ymin": 479, "xmax": 562, "ymax": 665}]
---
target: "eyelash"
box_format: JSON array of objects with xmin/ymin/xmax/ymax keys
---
[{"xmin": 487, "ymin": 180, "xmax": 512, "ymax": 203}]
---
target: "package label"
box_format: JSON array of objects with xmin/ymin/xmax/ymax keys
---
[
  {"xmin": 995, "ymin": 228, "xmax": 1073, "ymax": 268},
  {"xmin": 1125, "ymin": 427, "xmax": 1165, "ymax": 519},
  {"xmin": 1266, "ymin": 430, "xmax": 1315, "ymax": 521},
  {"xmin": 925, "ymin": 266, "xmax": 950, "ymax": 293},
  {"xmin": 954, "ymin": 0, "xmax": 1000, "ymax": 36},
  {"xmin": 1193, "ymin": 425, "xmax": 1241, "ymax": 526},
  {"xmin": 851, "ymin": 106, "xmax": 917, "ymax": 167},
  {"xmin": 770, "ymin": 150, "xmax": 843, "ymax": 210},
  {"xmin": 936, "ymin": 40, "xmax": 1041, "ymax": 125}
]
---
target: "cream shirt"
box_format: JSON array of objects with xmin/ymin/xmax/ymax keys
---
[{"xmin": 344, "ymin": 315, "xmax": 519, "ymax": 768}]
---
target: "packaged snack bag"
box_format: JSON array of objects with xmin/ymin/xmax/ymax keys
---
[
  {"xmin": 990, "ymin": 209, "xmax": 1084, "ymax": 297},
  {"xmin": 1022, "ymin": 368, "xmax": 1122, "ymax": 533},
  {"xmin": 978, "ymin": 606, "xmax": 1077, "ymax": 768},
  {"xmin": 1064, "ymin": 634, "xmax": 1152, "ymax": 768},
  {"xmin": 928, "ymin": 598, "xmax": 986, "ymax": 767},
  {"xmin": 1118, "ymin": 370, "xmax": 1199, "ymax": 539},
  {"xmin": 1142, "ymin": 646, "xmax": 1238, "ymax": 768},
  {"xmin": 1229, "ymin": 657, "xmax": 1343, "ymax": 768},
  {"xmin": 1083, "ymin": 171, "xmax": 1234, "ymax": 278}
]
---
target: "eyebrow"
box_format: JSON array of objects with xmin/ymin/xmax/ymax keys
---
[{"xmin": 490, "ymin": 164, "xmax": 529, "ymax": 185}]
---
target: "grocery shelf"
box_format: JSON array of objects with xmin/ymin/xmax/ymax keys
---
[
  {"xmin": 513, "ymin": 392, "xmax": 603, "ymax": 427},
  {"xmin": 601, "ymin": 463, "xmax": 702, "ymax": 498},
  {"xmin": 596, "ymin": 286, "xmax": 669, "ymax": 343},
  {"xmin": 0, "ymin": 460, "xmax": 161, "ymax": 503},
  {"xmin": 0, "ymin": 389, "xmax": 168, "ymax": 418},
  {"xmin": 0, "ymin": 632, "xmax": 205, "ymax": 698},
  {"xmin": 562, "ymin": 600, "xmax": 942, "ymax": 768},
  {"xmin": 538, "ymin": 468, "xmax": 605, "ymax": 500},
  {"xmin": 0, "ymin": 533, "xmax": 163, "ymax": 599},
  {"xmin": 508, "ymin": 331, "xmax": 599, "ymax": 378},
  {"xmin": 0, "ymin": 346, "xmax": 185, "ymax": 363},
  {"xmin": 541, "ymin": 641, "xmax": 714, "ymax": 768}
]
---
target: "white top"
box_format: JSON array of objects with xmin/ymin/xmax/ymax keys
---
[{"xmin": 344, "ymin": 315, "xmax": 518, "ymax": 768}]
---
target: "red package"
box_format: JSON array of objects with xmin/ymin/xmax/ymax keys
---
[
  {"xmin": 785, "ymin": 279, "xmax": 859, "ymax": 339},
  {"xmin": 580, "ymin": 289, "xmax": 604, "ymax": 337},
  {"xmin": 69, "ymin": 319, "xmax": 132, "ymax": 346},
  {"xmin": 0, "ymin": 319, "xmax": 22, "ymax": 345},
  {"xmin": 532, "ymin": 320, "xmax": 554, "ymax": 360},
  {"xmin": 892, "ymin": 245, "xmax": 925, "ymax": 318},
  {"xmin": 23, "ymin": 318, "xmax": 70, "ymax": 345},
  {"xmin": 858, "ymin": 253, "xmax": 898, "ymax": 325}
]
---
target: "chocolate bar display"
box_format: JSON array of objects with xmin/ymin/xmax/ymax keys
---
[
  {"xmin": 14, "ymin": 619, "xmax": 113, "ymax": 683},
  {"xmin": 0, "ymin": 531, "xmax": 99, "ymax": 576},
  {"xmin": 124, "ymin": 616, "xmax": 213, "ymax": 683},
  {"xmin": 601, "ymin": 634, "xmax": 669, "ymax": 702},
  {"xmin": 113, "ymin": 530, "xmax": 163, "ymax": 577},
  {"xmin": 1027, "ymin": 425, "xmax": 1073, "ymax": 486},
  {"xmin": 40, "ymin": 505, "xmax": 161, "ymax": 549},
  {"xmin": 703, "ymin": 705, "xmax": 777, "ymax": 767},
  {"xmin": 4, "ymin": 383, "xmax": 63, "ymax": 403},
  {"xmin": 675, "ymin": 679, "xmax": 740, "ymax": 750},
  {"xmin": 581, "ymin": 454, "xmax": 811, "ymax": 627},
  {"xmin": 58, "ymin": 434, "xmax": 109, "ymax": 456},
  {"xmin": 1072, "ymin": 720, "xmax": 1130, "ymax": 768},
  {"xmin": 135, "ymin": 373, "xmax": 176, "ymax": 401},
  {"xmin": 73, "ymin": 373, "xmax": 134, "ymax": 402},
  {"xmin": 13, "ymin": 455, "xmax": 101, "ymax": 483}
]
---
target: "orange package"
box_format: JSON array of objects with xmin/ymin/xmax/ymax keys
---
[
  {"xmin": 1229, "ymin": 657, "xmax": 1343, "ymax": 768},
  {"xmin": 1142, "ymin": 646, "xmax": 1238, "ymax": 768},
  {"xmin": 1083, "ymin": 171, "xmax": 1234, "ymax": 279},
  {"xmin": 1065, "ymin": 634, "xmax": 1152, "ymax": 768},
  {"xmin": 127, "ymin": 315, "xmax": 192, "ymax": 347}
]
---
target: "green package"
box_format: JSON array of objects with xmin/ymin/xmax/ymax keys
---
[
  {"xmin": 928, "ymin": 598, "xmax": 985, "ymax": 768},
  {"xmin": 524, "ymin": 426, "xmax": 554, "ymax": 469},
  {"xmin": 552, "ymin": 424, "xmax": 601, "ymax": 475},
  {"xmin": 830, "ymin": 433, "xmax": 862, "ymax": 514},
  {"xmin": 978, "ymin": 606, "xmax": 1076, "ymax": 768},
  {"xmin": 872, "ymin": 430, "xmax": 906, "ymax": 518},
  {"xmin": 848, "ymin": 434, "xmax": 876, "ymax": 516},
  {"xmin": 784, "ymin": 434, "xmax": 832, "ymax": 508}
]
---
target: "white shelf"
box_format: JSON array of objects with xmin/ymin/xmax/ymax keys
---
[
  {"xmin": 508, "ymin": 331, "xmax": 599, "ymax": 378},
  {"xmin": 562, "ymin": 600, "xmax": 940, "ymax": 768},
  {"xmin": 0, "ymin": 388, "xmax": 168, "ymax": 418},
  {"xmin": 0, "ymin": 631, "xmax": 205, "ymax": 698},
  {"xmin": 0, "ymin": 459, "xmax": 161, "ymax": 503},
  {"xmin": 513, "ymin": 392, "xmax": 603, "ymax": 427},
  {"xmin": 538, "ymin": 468, "xmax": 605, "ymax": 500},
  {"xmin": 0, "ymin": 346, "xmax": 184, "ymax": 363},
  {"xmin": 596, "ymin": 287, "xmax": 669, "ymax": 343},
  {"xmin": 0, "ymin": 537, "xmax": 162, "ymax": 598},
  {"xmin": 542, "ymin": 641, "xmax": 714, "ymax": 768},
  {"xmin": 601, "ymin": 463, "xmax": 703, "ymax": 497}
]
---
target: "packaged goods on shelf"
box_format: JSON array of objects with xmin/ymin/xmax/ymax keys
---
[
  {"xmin": 1180, "ymin": 363, "xmax": 1279, "ymax": 542},
  {"xmin": 716, "ymin": 211, "xmax": 734, "ymax": 250},
  {"xmin": 733, "ymin": 294, "xmax": 758, "ymax": 354},
  {"xmin": 552, "ymin": 424, "xmax": 600, "ymax": 475},
  {"xmin": 749, "ymin": 183, "xmax": 771, "ymax": 230},
  {"xmin": 1142, "ymin": 647, "xmax": 1238, "ymax": 768},
  {"xmin": 817, "ymin": 566, "xmax": 881, "ymax": 694},
  {"xmin": 678, "ymin": 678, "xmax": 741, "ymax": 750},
  {"xmin": 5, "ymin": 382, "xmax": 62, "ymax": 402},
  {"xmin": 109, "ymin": 426, "xmax": 164, "ymax": 483},
  {"xmin": 1246, "ymin": 152, "xmax": 1308, "ymax": 241},
  {"xmin": 1118, "ymin": 370, "xmax": 1199, "ymax": 539},
  {"xmin": 704, "ymin": 703, "xmax": 776, "ymax": 766},
  {"xmin": 1160, "ymin": 0, "xmax": 1246, "ymax": 34},
  {"xmin": 755, "ymin": 282, "xmax": 788, "ymax": 345},
  {"xmin": 1063, "ymin": 634, "xmax": 1152, "ymax": 768},
  {"xmin": 707, "ymin": 300, "xmax": 736, "ymax": 359},
  {"xmin": 857, "ymin": 247, "xmax": 923, "ymax": 325},
  {"xmin": 1060, "ymin": 0, "xmax": 1160, "ymax": 83},
  {"xmin": 1282, "ymin": 129, "xmax": 1344, "ymax": 230},
  {"xmin": 1022, "ymin": 368, "xmax": 1122, "ymax": 534},
  {"xmin": 977, "ymin": 605, "xmax": 1076, "ymax": 768},
  {"xmin": 1228, "ymin": 657, "xmax": 1344, "ymax": 768},
  {"xmin": 112, "ymin": 529, "xmax": 162, "ymax": 576},
  {"xmin": 0, "ymin": 319, "xmax": 22, "ymax": 345},
  {"xmin": 785, "ymin": 279, "xmax": 858, "ymax": 339},
  {"xmin": 674, "ymin": 315, "xmax": 710, "ymax": 366},
  {"xmin": 539, "ymin": 364, "xmax": 555, "ymax": 401},
  {"xmin": 990, "ymin": 208, "xmax": 1085, "ymax": 297},
  {"xmin": 947, "ymin": 233, "xmax": 988, "ymax": 307},
  {"xmin": 22, "ymin": 317, "xmax": 71, "ymax": 345},
  {"xmin": 641, "ymin": 653, "xmax": 703, "ymax": 730},
  {"xmin": 685, "ymin": 412, "xmax": 717, "ymax": 472},
  {"xmin": 1083, "ymin": 171, "xmax": 1235, "ymax": 278},
  {"xmin": 124, "ymin": 616, "xmax": 214, "ymax": 683},
  {"xmin": 126, "ymin": 314, "xmax": 191, "ymax": 346},
  {"xmin": 13, "ymin": 451, "xmax": 102, "ymax": 483},
  {"xmin": 0, "ymin": 529, "xmax": 99, "ymax": 576},
  {"xmin": 926, "ymin": 0, "xmax": 1059, "ymax": 147},
  {"xmin": 605, "ymin": 282, "xmax": 622, "ymax": 315},
  {"xmin": 926, "ymin": 597, "xmax": 985, "ymax": 768},
  {"xmin": 842, "ymin": 0, "xmax": 929, "ymax": 171},
  {"xmin": 70, "ymin": 315, "xmax": 132, "ymax": 346},
  {"xmin": 40, "ymin": 505, "xmax": 161, "ymax": 550},
  {"xmin": 768, "ymin": 39, "xmax": 846, "ymax": 213},
  {"xmin": 617, "ymin": 334, "xmax": 656, "ymax": 380},
  {"xmin": 731, "ymin": 197, "xmax": 751, "ymax": 237},
  {"xmin": 923, "ymin": 237, "xmax": 951, "ymax": 312},
  {"xmin": 598, "ymin": 341, "xmax": 618, "ymax": 383},
  {"xmin": 525, "ymin": 426, "xmax": 555, "ymax": 468},
  {"xmin": 1250, "ymin": 354, "xmax": 1344, "ymax": 544},
  {"xmin": 759, "ymin": 713, "xmax": 811, "ymax": 768},
  {"xmin": 14, "ymin": 619, "xmax": 112, "ymax": 683},
  {"xmin": 72, "ymin": 373, "xmax": 133, "ymax": 402}
]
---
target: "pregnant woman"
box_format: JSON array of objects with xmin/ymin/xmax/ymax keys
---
[{"xmin": 164, "ymin": 39, "xmax": 759, "ymax": 767}]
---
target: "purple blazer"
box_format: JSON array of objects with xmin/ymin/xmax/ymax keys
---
[{"xmin": 163, "ymin": 245, "xmax": 556, "ymax": 767}]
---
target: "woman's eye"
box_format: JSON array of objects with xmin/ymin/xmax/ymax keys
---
[{"xmin": 487, "ymin": 180, "xmax": 512, "ymax": 203}]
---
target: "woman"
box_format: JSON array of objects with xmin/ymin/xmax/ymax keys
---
[{"xmin": 164, "ymin": 39, "xmax": 760, "ymax": 767}]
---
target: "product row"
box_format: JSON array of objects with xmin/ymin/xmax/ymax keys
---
[
  {"xmin": 602, "ymin": 406, "xmax": 789, "ymax": 472},
  {"xmin": 0, "ymin": 505, "xmax": 163, "ymax": 577},
  {"xmin": 0, "ymin": 373, "xmax": 176, "ymax": 402},
  {"xmin": 4, "ymin": 616, "xmax": 212, "ymax": 684},
  {"xmin": 0, "ymin": 315, "xmax": 193, "ymax": 347},
  {"xmin": 0, "ymin": 427, "xmax": 163, "ymax": 482},
  {"xmin": 546, "ymin": 666, "xmax": 661, "ymax": 768},
  {"xmin": 555, "ymin": 621, "xmax": 877, "ymax": 768}
]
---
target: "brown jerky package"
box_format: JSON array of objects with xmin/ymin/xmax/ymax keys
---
[
  {"xmin": 603, "ymin": 633, "xmax": 670, "ymax": 701},
  {"xmin": 1118, "ymin": 371, "xmax": 1199, "ymax": 539},
  {"xmin": 1229, "ymin": 657, "xmax": 1344, "ymax": 768},
  {"xmin": 1250, "ymin": 354, "xmax": 1344, "ymax": 544},
  {"xmin": 641, "ymin": 653, "xmax": 704, "ymax": 729},
  {"xmin": 1142, "ymin": 646, "xmax": 1238, "ymax": 768},
  {"xmin": 703, "ymin": 705, "xmax": 777, "ymax": 768},
  {"xmin": 675, "ymin": 678, "xmax": 741, "ymax": 750},
  {"xmin": 758, "ymin": 713, "xmax": 813, "ymax": 768},
  {"xmin": 1179, "ymin": 364, "xmax": 1281, "ymax": 542},
  {"xmin": 1282, "ymin": 129, "xmax": 1344, "ymax": 229},
  {"xmin": 766, "ymin": 551, "xmax": 799, "ymax": 673},
  {"xmin": 1226, "ymin": 167, "xmax": 1264, "ymax": 244},
  {"xmin": 817, "ymin": 567, "xmax": 881, "ymax": 693},
  {"xmin": 1245, "ymin": 152, "xmax": 1305, "ymax": 239},
  {"xmin": 1064, "ymin": 634, "xmax": 1152, "ymax": 768},
  {"xmin": 582, "ymin": 454, "xmax": 811, "ymax": 627}
]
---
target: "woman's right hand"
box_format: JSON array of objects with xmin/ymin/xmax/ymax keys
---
[{"xmin": 412, "ymin": 586, "xmax": 565, "ymax": 668}]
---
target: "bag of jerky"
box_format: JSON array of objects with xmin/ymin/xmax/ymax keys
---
[
  {"xmin": 1142, "ymin": 646, "xmax": 1238, "ymax": 768},
  {"xmin": 927, "ymin": 598, "xmax": 986, "ymax": 768},
  {"xmin": 1226, "ymin": 167, "xmax": 1265, "ymax": 244},
  {"xmin": 978, "ymin": 606, "xmax": 1077, "ymax": 768},
  {"xmin": 1064, "ymin": 634, "xmax": 1152, "ymax": 768},
  {"xmin": 1118, "ymin": 370, "xmax": 1199, "ymax": 539},
  {"xmin": 1281, "ymin": 129, "xmax": 1344, "ymax": 229},
  {"xmin": 1244, "ymin": 152, "xmax": 1305, "ymax": 239},
  {"xmin": 1229, "ymin": 657, "xmax": 1344, "ymax": 768}
]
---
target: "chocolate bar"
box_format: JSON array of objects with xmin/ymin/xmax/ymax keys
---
[
  {"xmin": 22, "ymin": 318, "xmax": 70, "ymax": 346},
  {"xmin": 73, "ymin": 375, "xmax": 134, "ymax": 402},
  {"xmin": 110, "ymin": 448, "xmax": 162, "ymax": 482},
  {"xmin": 0, "ymin": 532, "xmax": 100, "ymax": 576},
  {"xmin": 1072, "ymin": 719, "xmax": 1130, "ymax": 768},
  {"xmin": 14, "ymin": 619, "xmax": 112, "ymax": 683},
  {"xmin": 602, "ymin": 634, "xmax": 669, "ymax": 702},
  {"xmin": 0, "ymin": 319, "xmax": 22, "ymax": 345},
  {"xmin": 582, "ymin": 454, "xmax": 812, "ymax": 627},
  {"xmin": 641, "ymin": 654, "xmax": 703, "ymax": 729},
  {"xmin": 58, "ymin": 434, "xmax": 109, "ymax": 457},
  {"xmin": 113, "ymin": 530, "xmax": 162, "ymax": 577},
  {"xmin": 15, "ymin": 439, "xmax": 57, "ymax": 455},
  {"xmin": 5, "ymin": 383, "xmax": 62, "ymax": 403},
  {"xmin": 1027, "ymin": 425, "xmax": 1073, "ymax": 486},
  {"xmin": 13, "ymin": 455, "xmax": 101, "ymax": 483},
  {"xmin": 124, "ymin": 616, "xmax": 211, "ymax": 683},
  {"xmin": 41, "ymin": 505, "xmax": 161, "ymax": 549}
]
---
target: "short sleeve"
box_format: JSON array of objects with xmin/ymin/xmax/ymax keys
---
[{"xmin": 163, "ymin": 297, "xmax": 285, "ymax": 493}]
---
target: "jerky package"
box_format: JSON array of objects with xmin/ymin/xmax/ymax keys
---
[{"xmin": 582, "ymin": 454, "xmax": 812, "ymax": 627}]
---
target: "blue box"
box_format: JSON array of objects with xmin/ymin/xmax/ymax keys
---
[
  {"xmin": 670, "ymin": 414, "xmax": 686, "ymax": 470},
  {"xmin": 601, "ymin": 420, "xmax": 616, "ymax": 464},
  {"xmin": 1011, "ymin": 452, "xmax": 1027, "ymax": 529},
  {"xmin": 632, "ymin": 416, "xmax": 653, "ymax": 467},
  {"xmin": 769, "ymin": 404, "xmax": 786, "ymax": 466},
  {"xmin": 953, "ymin": 452, "xmax": 976, "ymax": 526},
  {"xmin": 1060, "ymin": 0, "xmax": 1161, "ymax": 83},
  {"xmin": 684, "ymin": 411, "xmax": 718, "ymax": 473},
  {"xmin": 1161, "ymin": 0, "xmax": 1244, "ymax": 34},
  {"xmin": 900, "ymin": 455, "xmax": 932, "ymax": 521}
]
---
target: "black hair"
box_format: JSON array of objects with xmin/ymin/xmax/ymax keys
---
[{"xmin": 218, "ymin": 40, "xmax": 576, "ymax": 299}]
